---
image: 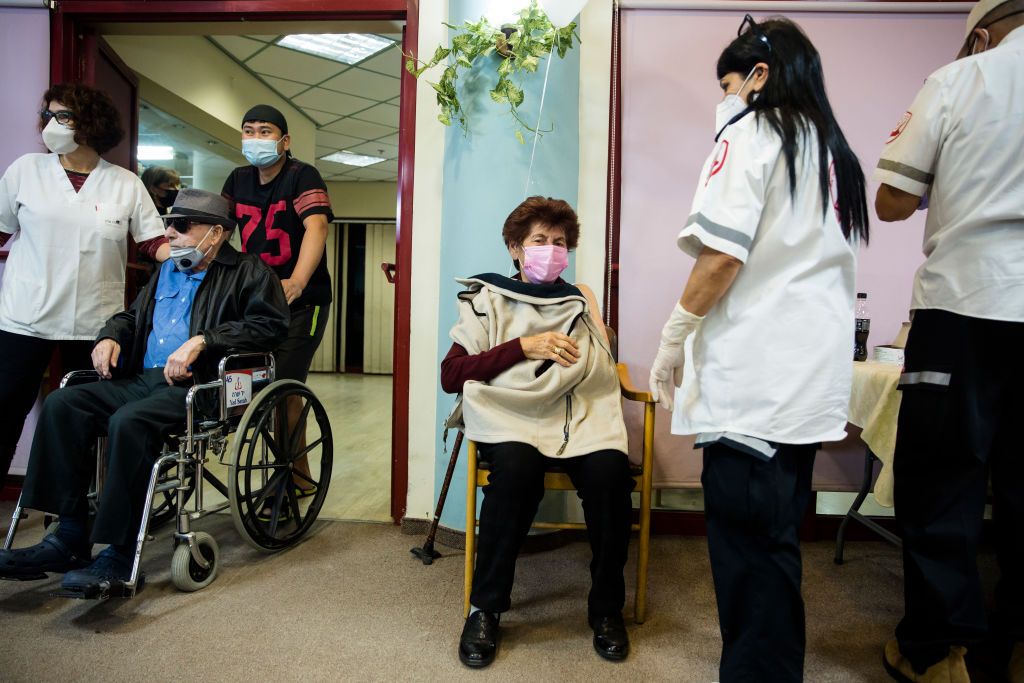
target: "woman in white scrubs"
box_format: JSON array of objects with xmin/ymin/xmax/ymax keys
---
[
  {"xmin": 0, "ymin": 84, "xmax": 167, "ymax": 487},
  {"xmin": 648, "ymin": 16, "xmax": 870, "ymax": 682}
]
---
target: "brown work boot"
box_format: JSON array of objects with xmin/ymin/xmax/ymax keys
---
[
  {"xmin": 1009, "ymin": 642, "xmax": 1024, "ymax": 683},
  {"xmin": 884, "ymin": 638, "xmax": 970, "ymax": 682}
]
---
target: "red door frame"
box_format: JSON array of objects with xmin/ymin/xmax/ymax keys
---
[{"xmin": 52, "ymin": 0, "xmax": 418, "ymax": 524}]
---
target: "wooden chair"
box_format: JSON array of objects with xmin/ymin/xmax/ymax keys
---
[{"xmin": 463, "ymin": 359, "xmax": 656, "ymax": 623}]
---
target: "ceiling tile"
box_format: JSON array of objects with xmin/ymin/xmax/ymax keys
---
[
  {"xmin": 315, "ymin": 130, "xmax": 367, "ymax": 150},
  {"xmin": 378, "ymin": 133, "xmax": 400, "ymax": 147},
  {"xmin": 257, "ymin": 74, "xmax": 309, "ymax": 98},
  {"xmin": 210, "ymin": 36, "xmax": 266, "ymax": 61},
  {"xmin": 315, "ymin": 159, "xmax": 361, "ymax": 176},
  {"xmin": 293, "ymin": 88, "xmax": 377, "ymax": 117},
  {"xmin": 343, "ymin": 167, "xmax": 395, "ymax": 181},
  {"xmin": 304, "ymin": 108, "xmax": 342, "ymax": 125},
  {"xmin": 351, "ymin": 45, "xmax": 403, "ymax": 76},
  {"xmin": 346, "ymin": 140, "xmax": 398, "ymax": 160},
  {"xmin": 245, "ymin": 45, "xmax": 342, "ymax": 85},
  {"xmin": 321, "ymin": 117, "xmax": 396, "ymax": 141},
  {"xmin": 319, "ymin": 67, "xmax": 400, "ymax": 102},
  {"xmin": 351, "ymin": 103, "xmax": 400, "ymax": 128},
  {"xmin": 316, "ymin": 145, "xmax": 339, "ymax": 157},
  {"xmin": 248, "ymin": 35, "xmax": 282, "ymax": 43},
  {"xmin": 376, "ymin": 159, "xmax": 399, "ymax": 173}
]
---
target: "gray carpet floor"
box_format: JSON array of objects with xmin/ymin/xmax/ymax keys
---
[{"xmin": 0, "ymin": 505, "xmax": 914, "ymax": 682}]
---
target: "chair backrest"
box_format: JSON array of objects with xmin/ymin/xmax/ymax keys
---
[{"xmin": 606, "ymin": 326, "xmax": 618, "ymax": 362}]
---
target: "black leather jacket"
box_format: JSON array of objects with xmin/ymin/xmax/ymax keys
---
[{"xmin": 98, "ymin": 242, "xmax": 289, "ymax": 383}]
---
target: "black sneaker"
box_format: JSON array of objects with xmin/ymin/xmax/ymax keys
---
[
  {"xmin": 459, "ymin": 610, "xmax": 499, "ymax": 668},
  {"xmin": 0, "ymin": 534, "xmax": 91, "ymax": 580}
]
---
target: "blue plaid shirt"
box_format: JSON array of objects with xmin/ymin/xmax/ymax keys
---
[{"xmin": 144, "ymin": 260, "xmax": 207, "ymax": 369}]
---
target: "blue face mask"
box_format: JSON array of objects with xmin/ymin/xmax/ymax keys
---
[{"xmin": 242, "ymin": 138, "xmax": 283, "ymax": 168}]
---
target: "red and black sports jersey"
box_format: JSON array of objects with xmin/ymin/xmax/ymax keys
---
[{"xmin": 222, "ymin": 158, "xmax": 334, "ymax": 307}]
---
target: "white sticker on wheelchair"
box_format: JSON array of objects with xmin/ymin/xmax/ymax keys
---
[
  {"xmin": 226, "ymin": 371, "xmax": 253, "ymax": 408},
  {"xmin": 252, "ymin": 369, "xmax": 269, "ymax": 382}
]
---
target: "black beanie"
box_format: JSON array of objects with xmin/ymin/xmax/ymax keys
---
[{"xmin": 242, "ymin": 104, "xmax": 288, "ymax": 135}]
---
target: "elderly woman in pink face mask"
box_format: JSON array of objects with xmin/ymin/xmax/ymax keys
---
[{"xmin": 440, "ymin": 196, "xmax": 634, "ymax": 669}]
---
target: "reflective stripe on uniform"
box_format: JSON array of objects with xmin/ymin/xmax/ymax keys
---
[
  {"xmin": 685, "ymin": 213, "xmax": 753, "ymax": 251},
  {"xmin": 898, "ymin": 370, "xmax": 952, "ymax": 387},
  {"xmin": 876, "ymin": 158, "xmax": 934, "ymax": 185}
]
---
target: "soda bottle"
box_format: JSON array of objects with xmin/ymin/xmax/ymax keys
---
[{"xmin": 854, "ymin": 292, "xmax": 870, "ymax": 361}]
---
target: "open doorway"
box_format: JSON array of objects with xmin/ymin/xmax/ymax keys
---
[{"xmin": 54, "ymin": 2, "xmax": 417, "ymax": 524}]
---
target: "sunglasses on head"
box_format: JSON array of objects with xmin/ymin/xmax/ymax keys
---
[
  {"xmin": 40, "ymin": 110, "xmax": 74, "ymax": 126},
  {"xmin": 738, "ymin": 14, "xmax": 772, "ymax": 54},
  {"xmin": 164, "ymin": 217, "xmax": 203, "ymax": 234}
]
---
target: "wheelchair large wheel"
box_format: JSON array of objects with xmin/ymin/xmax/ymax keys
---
[{"xmin": 228, "ymin": 380, "xmax": 333, "ymax": 552}]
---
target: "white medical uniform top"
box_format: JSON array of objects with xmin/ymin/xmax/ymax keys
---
[
  {"xmin": 874, "ymin": 26, "xmax": 1024, "ymax": 323},
  {"xmin": 0, "ymin": 153, "xmax": 165, "ymax": 340},
  {"xmin": 672, "ymin": 112, "xmax": 856, "ymax": 445}
]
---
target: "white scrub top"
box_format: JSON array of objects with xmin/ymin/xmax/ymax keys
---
[
  {"xmin": 0, "ymin": 153, "xmax": 165, "ymax": 340},
  {"xmin": 673, "ymin": 112, "xmax": 857, "ymax": 445},
  {"xmin": 874, "ymin": 26, "xmax": 1024, "ymax": 323}
]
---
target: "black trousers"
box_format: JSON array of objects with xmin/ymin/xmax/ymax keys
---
[
  {"xmin": 894, "ymin": 309, "xmax": 1024, "ymax": 671},
  {"xmin": 0, "ymin": 330, "xmax": 93, "ymax": 488},
  {"xmin": 275, "ymin": 304, "xmax": 329, "ymax": 382},
  {"xmin": 702, "ymin": 441, "xmax": 817, "ymax": 683},
  {"xmin": 470, "ymin": 442, "xmax": 635, "ymax": 617},
  {"xmin": 21, "ymin": 368, "xmax": 188, "ymax": 546}
]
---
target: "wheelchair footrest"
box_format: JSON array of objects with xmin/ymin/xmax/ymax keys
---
[
  {"xmin": 0, "ymin": 572, "xmax": 49, "ymax": 582},
  {"xmin": 54, "ymin": 574, "xmax": 145, "ymax": 600}
]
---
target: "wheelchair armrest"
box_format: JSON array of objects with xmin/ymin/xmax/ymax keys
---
[
  {"xmin": 217, "ymin": 352, "xmax": 276, "ymax": 383},
  {"xmin": 617, "ymin": 363, "xmax": 653, "ymax": 404},
  {"xmin": 60, "ymin": 370, "xmax": 101, "ymax": 389}
]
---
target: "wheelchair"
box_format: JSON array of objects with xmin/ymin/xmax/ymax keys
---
[{"xmin": 2, "ymin": 353, "xmax": 333, "ymax": 600}]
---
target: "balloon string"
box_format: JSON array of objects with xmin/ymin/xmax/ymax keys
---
[{"xmin": 524, "ymin": 53, "xmax": 554, "ymax": 197}]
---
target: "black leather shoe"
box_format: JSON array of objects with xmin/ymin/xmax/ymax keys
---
[
  {"xmin": 459, "ymin": 610, "xmax": 499, "ymax": 668},
  {"xmin": 590, "ymin": 614, "xmax": 630, "ymax": 661}
]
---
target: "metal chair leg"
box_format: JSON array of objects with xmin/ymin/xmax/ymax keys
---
[
  {"xmin": 3, "ymin": 496, "xmax": 25, "ymax": 550},
  {"xmin": 463, "ymin": 440, "xmax": 478, "ymax": 618},
  {"xmin": 835, "ymin": 447, "xmax": 879, "ymax": 564}
]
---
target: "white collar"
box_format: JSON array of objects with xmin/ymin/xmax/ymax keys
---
[{"xmin": 1002, "ymin": 24, "xmax": 1024, "ymax": 45}]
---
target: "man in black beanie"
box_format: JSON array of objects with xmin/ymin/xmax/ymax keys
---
[{"xmin": 222, "ymin": 104, "xmax": 334, "ymax": 504}]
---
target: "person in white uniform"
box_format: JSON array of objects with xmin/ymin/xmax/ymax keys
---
[
  {"xmin": 0, "ymin": 83, "xmax": 168, "ymax": 488},
  {"xmin": 649, "ymin": 16, "xmax": 869, "ymax": 682},
  {"xmin": 874, "ymin": 1, "xmax": 1024, "ymax": 680}
]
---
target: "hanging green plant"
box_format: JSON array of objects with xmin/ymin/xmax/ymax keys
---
[{"xmin": 405, "ymin": 0, "xmax": 580, "ymax": 143}]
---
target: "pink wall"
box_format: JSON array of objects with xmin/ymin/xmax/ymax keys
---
[
  {"xmin": 617, "ymin": 9, "xmax": 966, "ymax": 487},
  {"xmin": 0, "ymin": 7, "xmax": 51, "ymax": 476}
]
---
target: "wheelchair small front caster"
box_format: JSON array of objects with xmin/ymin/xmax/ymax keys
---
[{"xmin": 170, "ymin": 532, "xmax": 219, "ymax": 592}]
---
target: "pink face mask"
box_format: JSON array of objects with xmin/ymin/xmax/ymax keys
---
[{"xmin": 521, "ymin": 245, "xmax": 569, "ymax": 284}]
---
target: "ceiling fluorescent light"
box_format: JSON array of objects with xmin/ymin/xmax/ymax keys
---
[
  {"xmin": 277, "ymin": 34, "xmax": 394, "ymax": 65},
  {"xmin": 138, "ymin": 145, "xmax": 175, "ymax": 160},
  {"xmin": 320, "ymin": 151, "xmax": 386, "ymax": 167}
]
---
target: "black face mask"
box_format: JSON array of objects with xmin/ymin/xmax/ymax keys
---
[{"xmin": 162, "ymin": 188, "xmax": 179, "ymax": 207}]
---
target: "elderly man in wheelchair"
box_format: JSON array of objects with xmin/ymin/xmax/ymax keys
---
[{"xmin": 0, "ymin": 189, "xmax": 291, "ymax": 597}]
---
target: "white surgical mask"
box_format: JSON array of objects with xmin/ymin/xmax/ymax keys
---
[
  {"xmin": 42, "ymin": 117, "xmax": 79, "ymax": 155},
  {"xmin": 242, "ymin": 138, "xmax": 283, "ymax": 168},
  {"xmin": 170, "ymin": 226, "xmax": 218, "ymax": 272},
  {"xmin": 715, "ymin": 67, "xmax": 758, "ymax": 136}
]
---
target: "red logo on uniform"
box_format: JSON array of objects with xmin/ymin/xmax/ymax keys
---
[
  {"xmin": 886, "ymin": 111, "xmax": 912, "ymax": 144},
  {"xmin": 706, "ymin": 140, "xmax": 729, "ymax": 186}
]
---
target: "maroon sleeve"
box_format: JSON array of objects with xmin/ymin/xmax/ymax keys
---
[
  {"xmin": 136, "ymin": 235, "xmax": 168, "ymax": 261},
  {"xmin": 0, "ymin": 232, "xmax": 10, "ymax": 248},
  {"xmin": 440, "ymin": 339, "xmax": 526, "ymax": 394}
]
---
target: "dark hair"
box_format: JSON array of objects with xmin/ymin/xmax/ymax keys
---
[
  {"xmin": 717, "ymin": 18, "xmax": 869, "ymax": 243},
  {"xmin": 141, "ymin": 166, "xmax": 180, "ymax": 192},
  {"xmin": 40, "ymin": 83, "xmax": 125, "ymax": 155},
  {"xmin": 502, "ymin": 196, "xmax": 580, "ymax": 251}
]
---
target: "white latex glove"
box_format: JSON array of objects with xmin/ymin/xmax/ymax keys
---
[{"xmin": 649, "ymin": 303, "xmax": 704, "ymax": 412}]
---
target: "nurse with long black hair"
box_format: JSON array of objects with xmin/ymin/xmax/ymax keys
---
[{"xmin": 649, "ymin": 16, "xmax": 869, "ymax": 681}]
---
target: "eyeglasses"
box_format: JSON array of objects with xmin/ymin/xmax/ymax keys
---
[
  {"xmin": 163, "ymin": 217, "xmax": 203, "ymax": 234},
  {"xmin": 40, "ymin": 110, "xmax": 74, "ymax": 126},
  {"xmin": 738, "ymin": 14, "xmax": 772, "ymax": 54}
]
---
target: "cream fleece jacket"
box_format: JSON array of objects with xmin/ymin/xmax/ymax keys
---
[{"xmin": 444, "ymin": 274, "xmax": 628, "ymax": 458}]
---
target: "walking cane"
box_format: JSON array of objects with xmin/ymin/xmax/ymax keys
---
[{"xmin": 411, "ymin": 431, "xmax": 463, "ymax": 565}]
